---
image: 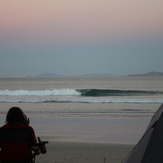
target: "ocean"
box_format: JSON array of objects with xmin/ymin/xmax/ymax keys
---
[{"xmin": 0, "ymin": 76, "xmax": 163, "ymax": 144}]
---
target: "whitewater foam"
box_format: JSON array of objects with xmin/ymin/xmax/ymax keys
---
[{"xmin": 0, "ymin": 89, "xmax": 81, "ymax": 96}]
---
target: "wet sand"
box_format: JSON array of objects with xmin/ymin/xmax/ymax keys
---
[
  {"xmin": 0, "ymin": 103, "xmax": 155, "ymax": 163},
  {"xmin": 36, "ymin": 141, "xmax": 134, "ymax": 163},
  {"xmin": 0, "ymin": 103, "xmax": 152, "ymax": 145}
]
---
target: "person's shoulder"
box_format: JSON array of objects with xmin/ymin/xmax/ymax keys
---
[{"xmin": 27, "ymin": 125, "xmax": 35, "ymax": 131}]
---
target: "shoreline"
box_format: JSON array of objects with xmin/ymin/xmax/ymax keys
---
[
  {"xmin": 0, "ymin": 102, "xmax": 159, "ymax": 118},
  {"xmin": 0, "ymin": 102, "xmax": 153, "ymax": 145}
]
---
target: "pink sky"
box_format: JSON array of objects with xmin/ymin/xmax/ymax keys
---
[
  {"xmin": 1, "ymin": 0, "xmax": 163, "ymax": 42},
  {"xmin": 0, "ymin": 0, "xmax": 163, "ymax": 77}
]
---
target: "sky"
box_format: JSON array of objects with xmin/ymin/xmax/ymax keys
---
[{"xmin": 0, "ymin": 0, "xmax": 163, "ymax": 77}]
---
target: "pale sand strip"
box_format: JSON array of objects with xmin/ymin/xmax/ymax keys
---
[{"xmin": 35, "ymin": 141, "xmax": 133, "ymax": 163}]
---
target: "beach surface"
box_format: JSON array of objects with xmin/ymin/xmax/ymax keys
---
[
  {"xmin": 36, "ymin": 141, "xmax": 133, "ymax": 163},
  {"xmin": 0, "ymin": 102, "xmax": 159, "ymax": 163},
  {"xmin": 0, "ymin": 103, "xmax": 154, "ymax": 163}
]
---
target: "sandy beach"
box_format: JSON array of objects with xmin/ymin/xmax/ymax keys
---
[
  {"xmin": 0, "ymin": 103, "xmax": 152, "ymax": 163},
  {"xmin": 0, "ymin": 101, "xmax": 160, "ymax": 163},
  {"xmin": 36, "ymin": 141, "xmax": 133, "ymax": 163}
]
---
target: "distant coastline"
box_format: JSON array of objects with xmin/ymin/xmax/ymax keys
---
[
  {"xmin": 37, "ymin": 73, "xmax": 116, "ymax": 78},
  {"xmin": 128, "ymin": 71, "xmax": 163, "ymax": 77},
  {"xmin": 37, "ymin": 71, "xmax": 163, "ymax": 78},
  {"xmin": 0, "ymin": 71, "xmax": 163, "ymax": 78}
]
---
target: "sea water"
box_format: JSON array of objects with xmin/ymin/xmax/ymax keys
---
[{"xmin": 0, "ymin": 76, "xmax": 162, "ymax": 144}]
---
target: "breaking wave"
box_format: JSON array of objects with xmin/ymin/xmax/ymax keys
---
[
  {"xmin": 0, "ymin": 89, "xmax": 163, "ymax": 96},
  {"xmin": 0, "ymin": 89, "xmax": 81, "ymax": 96},
  {"xmin": 0, "ymin": 89, "xmax": 163, "ymax": 104},
  {"xmin": 79, "ymin": 89, "xmax": 163, "ymax": 96}
]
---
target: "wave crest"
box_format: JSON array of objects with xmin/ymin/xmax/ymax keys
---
[{"xmin": 0, "ymin": 89, "xmax": 81, "ymax": 96}]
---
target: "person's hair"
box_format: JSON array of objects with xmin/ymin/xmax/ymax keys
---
[{"xmin": 6, "ymin": 107, "xmax": 27, "ymax": 126}]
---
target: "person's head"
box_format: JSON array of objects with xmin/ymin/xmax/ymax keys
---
[{"xmin": 6, "ymin": 107, "xmax": 28, "ymax": 126}]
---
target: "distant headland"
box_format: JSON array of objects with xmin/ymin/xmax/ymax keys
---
[{"xmin": 128, "ymin": 71, "xmax": 163, "ymax": 77}]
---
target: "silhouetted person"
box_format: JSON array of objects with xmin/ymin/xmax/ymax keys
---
[{"xmin": 0, "ymin": 107, "xmax": 40, "ymax": 163}]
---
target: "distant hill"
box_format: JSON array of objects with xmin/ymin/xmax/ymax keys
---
[
  {"xmin": 129, "ymin": 71, "xmax": 163, "ymax": 77},
  {"xmin": 37, "ymin": 73, "xmax": 64, "ymax": 78},
  {"xmin": 37, "ymin": 72, "xmax": 163, "ymax": 78},
  {"xmin": 37, "ymin": 73, "xmax": 115, "ymax": 78},
  {"xmin": 75, "ymin": 73, "xmax": 116, "ymax": 77}
]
